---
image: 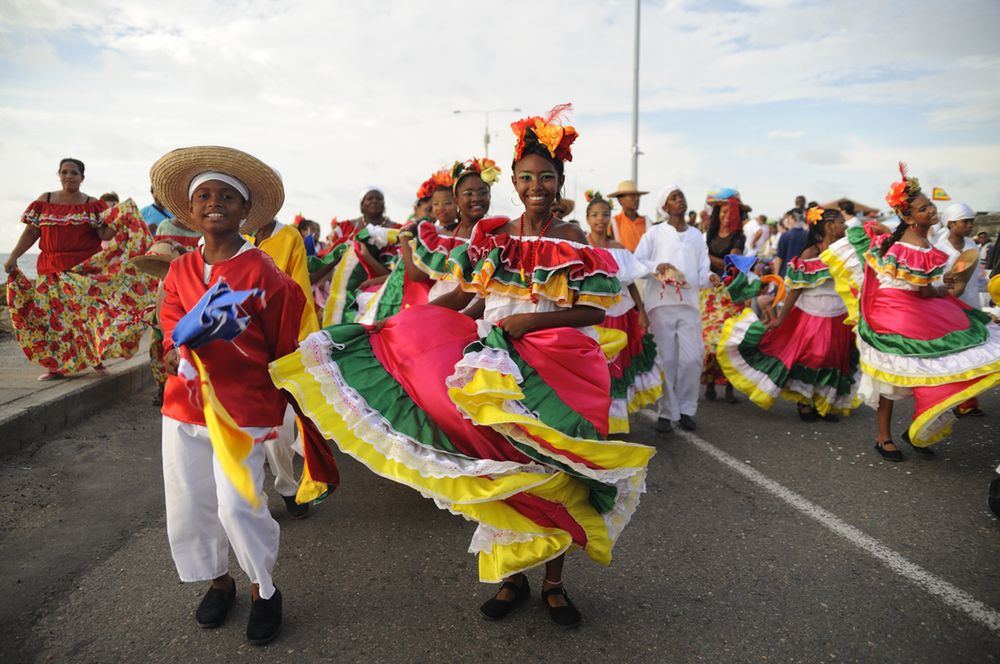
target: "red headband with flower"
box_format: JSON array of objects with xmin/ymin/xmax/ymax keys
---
[
  {"xmin": 885, "ymin": 161, "xmax": 921, "ymax": 214},
  {"xmin": 416, "ymin": 169, "xmax": 454, "ymax": 200},
  {"xmin": 450, "ymin": 157, "xmax": 501, "ymax": 191},
  {"xmin": 511, "ymin": 103, "xmax": 578, "ymax": 162}
]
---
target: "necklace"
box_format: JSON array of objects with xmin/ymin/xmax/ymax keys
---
[{"xmin": 517, "ymin": 213, "xmax": 556, "ymax": 297}]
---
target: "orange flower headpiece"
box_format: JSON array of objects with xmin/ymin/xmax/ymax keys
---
[
  {"xmin": 885, "ymin": 161, "xmax": 921, "ymax": 214},
  {"xmin": 511, "ymin": 103, "xmax": 578, "ymax": 162},
  {"xmin": 450, "ymin": 157, "xmax": 501, "ymax": 191},
  {"xmin": 805, "ymin": 206, "xmax": 825, "ymax": 225},
  {"xmin": 416, "ymin": 169, "xmax": 454, "ymax": 200},
  {"xmin": 585, "ymin": 189, "xmax": 614, "ymax": 211}
]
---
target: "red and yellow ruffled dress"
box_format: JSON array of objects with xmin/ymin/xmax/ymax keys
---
[
  {"xmin": 6, "ymin": 198, "xmax": 156, "ymax": 374},
  {"xmin": 270, "ymin": 217, "xmax": 655, "ymax": 582},
  {"xmin": 822, "ymin": 222, "xmax": 1000, "ymax": 445},
  {"xmin": 600, "ymin": 247, "xmax": 663, "ymax": 433},
  {"xmin": 717, "ymin": 256, "xmax": 860, "ymax": 417},
  {"xmin": 355, "ymin": 221, "xmax": 457, "ymax": 324}
]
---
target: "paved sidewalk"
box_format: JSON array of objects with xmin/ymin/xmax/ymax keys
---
[{"xmin": 0, "ymin": 328, "xmax": 152, "ymax": 456}]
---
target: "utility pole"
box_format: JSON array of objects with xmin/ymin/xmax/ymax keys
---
[{"xmin": 630, "ymin": 0, "xmax": 641, "ymax": 182}]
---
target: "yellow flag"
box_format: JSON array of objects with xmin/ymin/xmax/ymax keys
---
[
  {"xmin": 932, "ymin": 187, "xmax": 951, "ymax": 201},
  {"xmin": 190, "ymin": 351, "xmax": 260, "ymax": 508}
]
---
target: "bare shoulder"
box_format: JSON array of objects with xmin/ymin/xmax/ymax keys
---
[
  {"xmin": 606, "ymin": 239, "xmax": 626, "ymax": 250},
  {"xmin": 35, "ymin": 192, "xmax": 49, "ymax": 202},
  {"xmin": 800, "ymin": 246, "xmax": 820, "ymax": 259},
  {"xmin": 550, "ymin": 221, "xmax": 588, "ymax": 244}
]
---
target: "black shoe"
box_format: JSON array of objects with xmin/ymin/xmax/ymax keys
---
[
  {"xmin": 480, "ymin": 574, "xmax": 530, "ymax": 620},
  {"xmin": 195, "ymin": 580, "xmax": 236, "ymax": 628},
  {"xmin": 989, "ymin": 477, "xmax": 1000, "ymax": 519},
  {"xmin": 819, "ymin": 412, "xmax": 839, "ymax": 423},
  {"xmin": 874, "ymin": 440, "xmax": 904, "ymax": 462},
  {"xmin": 797, "ymin": 405, "xmax": 819, "ymax": 423},
  {"xmin": 247, "ymin": 587, "xmax": 282, "ymax": 645},
  {"xmin": 283, "ymin": 495, "xmax": 310, "ymax": 520},
  {"xmin": 654, "ymin": 418, "xmax": 673, "ymax": 434},
  {"xmin": 679, "ymin": 414, "xmax": 696, "ymax": 431},
  {"xmin": 541, "ymin": 584, "xmax": 581, "ymax": 628},
  {"xmin": 902, "ymin": 430, "xmax": 934, "ymax": 457}
]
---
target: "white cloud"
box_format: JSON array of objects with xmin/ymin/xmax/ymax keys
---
[{"xmin": 1, "ymin": 0, "xmax": 999, "ymax": 250}]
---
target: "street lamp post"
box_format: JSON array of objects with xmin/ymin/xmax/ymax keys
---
[
  {"xmin": 630, "ymin": 0, "xmax": 641, "ymax": 183},
  {"xmin": 453, "ymin": 108, "xmax": 522, "ymax": 158}
]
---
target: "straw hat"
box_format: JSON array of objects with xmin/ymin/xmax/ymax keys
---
[
  {"xmin": 608, "ymin": 180, "xmax": 649, "ymax": 198},
  {"xmin": 131, "ymin": 241, "xmax": 185, "ymax": 279},
  {"xmin": 149, "ymin": 146, "xmax": 284, "ymax": 234}
]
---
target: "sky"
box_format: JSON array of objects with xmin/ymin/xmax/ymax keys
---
[{"xmin": 1, "ymin": 0, "xmax": 999, "ymax": 248}]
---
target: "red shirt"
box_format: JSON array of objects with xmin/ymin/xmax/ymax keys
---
[
  {"xmin": 159, "ymin": 247, "xmax": 305, "ymax": 428},
  {"xmin": 22, "ymin": 199, "xmax": 108, "ymax": 275}
]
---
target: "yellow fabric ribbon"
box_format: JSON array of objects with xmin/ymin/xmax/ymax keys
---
[{"xmin": 190, "ymin": 351, "xmax": 260, "ymax": 509}]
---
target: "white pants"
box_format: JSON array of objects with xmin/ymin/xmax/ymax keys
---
[
  {"xmin": 162, "ymin": 416, "xmax": 280, "ymax": 599},
  {"xmin": 648, "ymin": 305, "xmax": 703, "ymax": 421},
  {"xmin": 263, "ymin": 405, "xmax": 300, "ymax": 498}
]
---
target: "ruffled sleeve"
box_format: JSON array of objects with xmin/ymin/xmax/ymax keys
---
[
  {"xmin": 360, "ymin": 225, "xmax": 399, "ymax": 249},
  {"xmin": 607, "ymin": 247, "xmax": 650, "ymax": 286},
  {"xmin": 453, "ymin": 217, "xmax": 622, "ymax": 310},
  {"xmin": 870, "ymin": 242, "xmax": 948, "ymax": 287},
  {"xmin": 21, "ymin": 199, "xmax": 108, "ymax": 229},
  {"xmin": 411, "ymin": 221, "xmax": 466, "ymax": 281},
  {"xmin": 784, "ymin": 256, "xmax": 832, "ymax": 289}
]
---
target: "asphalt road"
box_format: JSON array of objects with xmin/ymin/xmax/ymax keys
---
[{"xmin": 2, "ymin": 384, "xmax": 998, "ymax": 663}]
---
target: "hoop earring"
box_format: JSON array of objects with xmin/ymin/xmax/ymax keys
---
[{"xmin": 509, "ymin": 192, "xmax": 522, "ymax": 208}]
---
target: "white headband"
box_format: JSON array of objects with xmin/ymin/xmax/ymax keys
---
[{"xmin": 188, "ymin": 172, "xmax": 250, "ymax": 201}]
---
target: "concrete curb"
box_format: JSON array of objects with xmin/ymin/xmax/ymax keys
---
[{"xmin": 0, "ymin": 354, "xmax": 152, "ymax": 457}]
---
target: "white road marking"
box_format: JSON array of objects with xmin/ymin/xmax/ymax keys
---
[{"xmin": 638, "ymin": 411, "xmax": 1000, "ymax": 636}]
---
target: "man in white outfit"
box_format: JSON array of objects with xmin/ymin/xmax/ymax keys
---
[{"xmin": 634, "ymin": 186, "xmax": 719, "ymax": 433}]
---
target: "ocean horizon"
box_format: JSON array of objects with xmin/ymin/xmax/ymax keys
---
[{"xmin": 1, "ymin": 253, "xmax": 38, "ymax": 279}]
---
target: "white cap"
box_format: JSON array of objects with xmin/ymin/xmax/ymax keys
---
[{"xmin": 942, "ymin": 202, "xmax": 975, "ymax": 224}]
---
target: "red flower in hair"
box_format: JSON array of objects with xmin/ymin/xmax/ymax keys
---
[{"xmin": 885, "ymin": 180, "xmax": 909, "ymax": 211}]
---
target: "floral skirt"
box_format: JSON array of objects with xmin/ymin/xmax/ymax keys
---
[
  {"xmin": 700, "ymin": 285, "xmax": 745, "ymax": 385},
  {"xmin": 270, "ymin": 305, "xmax": 655, "ymax": 582},
  {"xmin": 6, "ymin": 200, "xmax": 156, "ymax": 374}
]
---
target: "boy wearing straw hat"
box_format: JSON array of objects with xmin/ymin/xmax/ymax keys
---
[
  {"xmin": 608, "ymin": 179, "xmax": 650, "ymax": 252},
  {"xmin": 151, "ymin": 146, "xmax": 306, "ymax": 645}
]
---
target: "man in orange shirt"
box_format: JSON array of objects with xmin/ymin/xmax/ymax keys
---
[{"xmin": 608, "ymin": 180, "xmax": 650, "ymax": 251}]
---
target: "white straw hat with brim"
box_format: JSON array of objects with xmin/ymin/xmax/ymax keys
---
[
  {"xmin": 608, "ymin": 180, "xmax": 649, "ymax": 198},
  {"xmin": 130, "ymin": 240, "xmax": 185, "ymax": 279},
  {"xmin": 150, "ymin": 146, "xmax": 284, "ymax": 234}
]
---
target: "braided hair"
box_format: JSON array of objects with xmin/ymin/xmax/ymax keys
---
[{"xmin": 804, "ymin": 207, "xmax": 841, "ymax": 254}]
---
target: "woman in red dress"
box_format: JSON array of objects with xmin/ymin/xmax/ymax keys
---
[{"xmin": 4, "ymin": 158, "xmax": 155, "ymax": 379}]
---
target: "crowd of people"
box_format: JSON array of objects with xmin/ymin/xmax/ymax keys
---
[{"xmin": 3, "ymin": 105, "xmax": 1000, "ymax": 647}]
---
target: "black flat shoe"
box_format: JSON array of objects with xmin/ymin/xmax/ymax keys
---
[
  {"xmin": 654, "ymin": 418, "xmax": 673, "ymax": 434},
  {"xmin": 480, "ymin": 574, "xmax": 530, "ymax": 620},
  {"xmin": 704, "ymin": 386, "xmax": 717, "ymax": 401},
  {"xmin": 247, "ymin": 587, "xmax": 282, "ymax": 645},
  {"xmin": 283, "ymin": 495, "xmax": 311, "ymax": 520},
  {"xmin": 989, "ymin": 477, "xmax": 1000, "ymax": 519},
  {"xmin": 902, "ymin": 430, "xmax": 934, "ymax": 457},
  {"xmin": 195, "ymin": 580, "xmax": 236, "ymax": 628},
  {"xmin": 679, "ymin": 414, "xmax": 697, "ymax": 431},
  {"xmin": 541, "ymin": 585, "xmax": 581, "ymax": 628},
  {"xmin": 874, "ymin": 440, "xmax": 904, "ymax": 462},
  {"xmin": 798, "ymin": 406, "xmax": 819, "ymax": 423},
  {"xmin": 819, "ymin": 412, "xmax": 839, "ymax": 423}
]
